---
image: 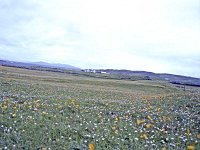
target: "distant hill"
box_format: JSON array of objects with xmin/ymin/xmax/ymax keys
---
[
  {"xmin": 96, "ymin": 69, "xmax": 200, "ymax": 87},
  {"xmin": 1, "ymin": 59, "xmax": 200, "ymax": 87},
  {"xmin": 0, "ymin": 60, "xmax": 81, "ymax": 71},
  {"xmin": 31, "ymin": 61, "xmax": 81, "ymax": 70}
]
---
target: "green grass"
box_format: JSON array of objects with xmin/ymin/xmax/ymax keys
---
[{"xmin": 0, "ymin": 66, "xmax": 200, "ymax": 150}]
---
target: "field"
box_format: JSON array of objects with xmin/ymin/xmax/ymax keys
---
[{"xmin": 0, "ymin": 66, "xmax": 200, "ymax": 150}]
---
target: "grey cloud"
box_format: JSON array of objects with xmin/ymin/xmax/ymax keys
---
[{"xmin": 0, "ymin": 0, "xmax": 199, "ymax": 77}]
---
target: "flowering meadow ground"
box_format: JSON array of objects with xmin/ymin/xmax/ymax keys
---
[{"xmin": 0, "ymin": 66, "xmax": 200, "ymax": 150}]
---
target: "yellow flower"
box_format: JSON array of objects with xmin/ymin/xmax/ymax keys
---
[
  {"xmin": 13, "ymin": 104, "xmax": 17, "ymax": 109},
  {"xmin": 136, "ymin": 119, "xmax": 145, "ymax": 125},
  {"xmin": 147, "ymin": 115, "xmax": 152, "ymax": 120},
  {"xmin": 187, "ymin": 145, "xmax": 195, "ymax": 150},
  {"xmin": 115, "ymin": 116, "xmax": 119, "ymax": 121},
  {"xmin": 42, "ymin": 111, "xmax": 48, "ymax": 115},
  {"xmin": 140, "ymin": 133, "xmax": 148, "ymax": 139},
  {"xmin": 11, "ymin": 113, "xmax": 16, "ymax": 118},
  {"xmin": 2, "ymin": 105, "xmax": 8, "ymax": 109},
  {"xmin": 89, "ymin": 143, "xmax": 95, "ymax": 150},
  {"xmin": 156, "ymin": 108, "xmax": 161, "ymax": 112},
  {"xmin": 58, "ymin": 105, "xmax": 62, "ymax": 109},
  {"xmin": 70, "ymin": 99, "xmax": 77, "ymax": 105},
  {"xmin": 185, "ymin": 128, "xmax": 192, "ymax": 136},
  {"xmin": 161, "ymin": 147, "xmax": 167, "ymax": 150},
  {"xmin": 111, "ymin": 126, "xmax": 117, "ymax": 131},
  {"xmin": 161, "ymin": 128, "xmax": 166, "ymax": 133},
  {"xmin": 145, "ymin": 123, "xmax": 153, "ymax": 128}
]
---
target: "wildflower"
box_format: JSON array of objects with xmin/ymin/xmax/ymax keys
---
[
  {"xmin": 11, "ymin": 113, "xmax": 16, "ymax": 118},
  {"xmin": 161, "ymin": 146, "xmax": 167, "ymax": 150},
  {"xmin": 42, "ymin": 111, "xmax": 48, "ymax": 115},
  {"xmin": 41, "ymin": 147, "xmax": 47, "ymax": 150},
  {"xmin": 148, "ymin": 106, "xmax": 152, "ymax": 110},
  {"xmin": 136, "ymin": 119, "xmax": 145, "ymax": 125},
  {"xmin": 187, "ymin": 145, "xmax": 195, "ymax": 150},
  {"xmin": 36, "ymin": 100, "xmax": 40, "ymax": 103},
  {"xmin": 134, "ymin": 138, "xmax": 139, "ymax": 141},
  {"xmin": 57, "ymin": 105, "xmax": 62, "ymax": 109},
  {"xmin": 111, "ymin": 126, "xmax": 117, "ymax": 131},
  {"xmin": 140, "ymin": 133, "xmax": 148, "ymax": 140},
  {"xmin": 89, "ymin": 143, "xmax": 95, "ymax": 150},
  {"xmin": 185, "ymin": 128, "xmax": 192, "ymax": 136},
  {"xmin": 2, "ymin": 105, "xmax": 7, "ymax": 109},
  {"xmin": 115, "ymin": 130, "xmax": 118, "ymax": 134},
  {"xmin": 147, "ymin": 115, "xmax": 152, "ymax": 120},
  {"xmin": 115, "ymin": 116, "xmax": 119, "ymax": 121},
  {"xmin": 197, "ymin": 134, "xmax": 200, "ymax": 139},
  {"xmin": 161, "ymin": 128, "xmax": 166, "ymax": 133},
  {"xmin": 145, "ymin": 123, "xmax": 153, "ymax": 128},
  {"xmin": 156, "ymin": 108, "xmax": 161, "ymax": 112},
  {"xmin": 13, "ymin": 104, "xmax": 17, "ymax": 109},
  {"xmin": 70, "ymin": 99, "xmax": 76, "ymax": 105}
]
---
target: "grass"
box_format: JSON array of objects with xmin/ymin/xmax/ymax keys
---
[
  {"xmin": 2, "ymin": 65, "xmax": 150, "ymax": 81},
  {"xmin": 0, "ymin": 66, "xmax": 200, "ymax": 150}
]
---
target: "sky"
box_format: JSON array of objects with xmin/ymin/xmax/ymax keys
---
[{"xmin": 0, "ymin": 0, "xmax": 200, "ymax": 77}]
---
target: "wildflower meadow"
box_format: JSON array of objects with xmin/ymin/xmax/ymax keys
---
[{"xmin": 0, "ymin": 66, "xmax": 199, "ymax": 150}]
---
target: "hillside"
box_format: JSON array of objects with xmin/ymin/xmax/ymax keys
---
[
  {"xmin": 0, "ymin": 60, "xmax": 81, "ymax": 70},
  {"xmin": 97, "ymin": 69, "xmax": 200, "ymax": 87},
  {"xmin": 1, "ymin": 59, "xmax": 200, "ymax": 86},
  {"xmin": 31, "ymin": 61, "xmax": 81, "ymax": 70}
]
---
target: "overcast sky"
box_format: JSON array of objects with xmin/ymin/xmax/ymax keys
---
[{"xmin": 0, "ymin": 0, "xmax": 200, "ymax": 77}]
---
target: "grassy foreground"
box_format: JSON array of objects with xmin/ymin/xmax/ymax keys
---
[{"xmin": 0, "ymin": 66, "xmax": 200, "ymax": 150}]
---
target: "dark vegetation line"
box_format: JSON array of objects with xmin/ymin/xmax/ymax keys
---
[{"xmin": 170, "ymin": 81, "xmax": 200, "ymax": 87}]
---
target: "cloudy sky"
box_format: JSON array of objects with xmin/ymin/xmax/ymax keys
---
[{"xmin": 0, "ymin": 0, "xmax": 200, "ymax": 77}]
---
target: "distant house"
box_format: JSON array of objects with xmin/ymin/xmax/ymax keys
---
[
  {"xmin": 82, "ymin": 69, "xmax": 109, "ymax": 74},
  {"xmin": 83, "ymin": 69, "xmax": 108, "ymax": 74},
  {"xmin": 101, "ymin": 71, "xmax": 107, "ymax": 74},
  {"xmin": 84, "ymin": 69, "xmax": 96, "ymax": 73}
]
